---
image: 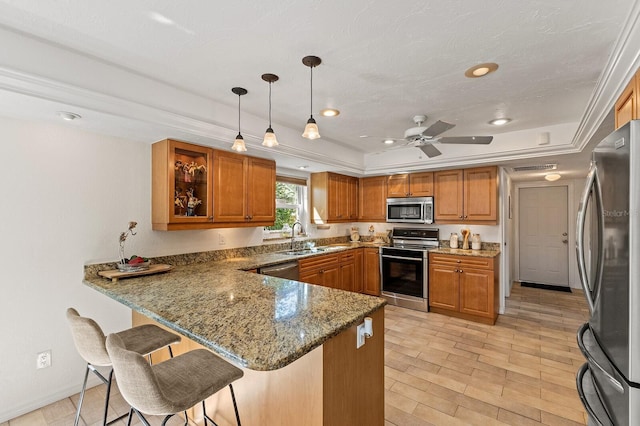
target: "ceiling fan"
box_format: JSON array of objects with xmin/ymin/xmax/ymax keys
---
[{"xmin": 395, "ymin": 115, "xmax": 493, "ymax": 158}]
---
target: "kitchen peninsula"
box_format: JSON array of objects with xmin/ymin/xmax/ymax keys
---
[{"xmin": 84, "ymin": 248, "xmax": 386, "ymax": 426}]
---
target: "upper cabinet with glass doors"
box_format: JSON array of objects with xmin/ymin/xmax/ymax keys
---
[{"xmin": 152, "ymin": 139, "xmax": 275, "ymax": 230}]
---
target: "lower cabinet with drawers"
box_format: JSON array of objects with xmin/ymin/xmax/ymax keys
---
[
  {"xmin": 429, "ymin": 252, "xmax": 499, "ymax": 324},
  {"xmin": 298, "ymin": 248, "xmax": 379, "ymax": 295}
]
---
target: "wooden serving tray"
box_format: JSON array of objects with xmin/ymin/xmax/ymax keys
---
[{"xmin": 98, "ymin": 264, "xmax": 173, "ymax": 282}]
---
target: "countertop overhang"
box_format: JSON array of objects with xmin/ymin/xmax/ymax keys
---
[{"xmin": 84, "ymin": 245, "xmax": 386, "ymax": 371}]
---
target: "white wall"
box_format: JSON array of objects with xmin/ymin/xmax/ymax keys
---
[{"xmin": 0, "ymin": 115, "xmax": 357, "ymax": 421}]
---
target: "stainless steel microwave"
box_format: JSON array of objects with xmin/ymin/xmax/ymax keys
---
[{"xmin": 386, "ymin": 197, "xmax": 434, "ymax": 224}]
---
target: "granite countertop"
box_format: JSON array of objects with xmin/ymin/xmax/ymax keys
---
[
  {"xmin": 428, "ymin": 247, "xmax": 501, "ymax": 258},
  {"xmin": 83, "ymin": 246, "xmax": 386, "ymax": 371}
]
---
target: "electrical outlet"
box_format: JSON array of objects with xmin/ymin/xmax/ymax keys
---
[
  {"xmin": 37, "ymin": 350, "xmax": 51, "ymax": 369},
  {"xmin": 218, "ymin": 233, "xmax": 226, "ymax": 246}
]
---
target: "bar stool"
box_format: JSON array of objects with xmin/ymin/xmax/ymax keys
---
[
  {"xmin": 66, "ymin": 308, "xmax": 181, "ymax": 426},
  {"xmin": 106, "ymin": 332, "xmax": 244, "ymax": 426}
]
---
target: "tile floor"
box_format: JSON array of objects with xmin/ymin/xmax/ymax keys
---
[{"xmin": 5, "ymin": 283, "xmax": 589, "ymax": 425}]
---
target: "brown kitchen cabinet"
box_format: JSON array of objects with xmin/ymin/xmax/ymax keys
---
[
  {"xmin": 387, "ymin": 172, "xmax": 433, "ymax": 197},
  {"xmin": 310, "ymin": 172, "xmax": 358, "ymax": 223},
  {"xmin": 363, "ymin": 247, "xmax": 381, "ymax": 296},
  {"xmin": 298, "ymin": 249, "xmax": 368, "ymax": 293},
  {"xmin": 213, "ymin": 150, "xmax": 276, "ymax": 225},
  {"xmin": 429, "ymin": 253, "xmax": 499, "ymax": 324},
  {"xmin": 152, "ymin": 139, "xmax": 275, "ymax": 230},
  {"xmin": 338, "ymin": 251, "xmax": 357, "ymax": 292},
  {"xmin": 299, "ymin": 253, "xmax": 341, "ymax": 289},
  {"xmin": 358, "ymin": 176, "xmax": 387, "ymax": 221},
  {"xmin": 353, "ymin": 248, "xmax": 364, "ymax": 293},
  {"xmin": 152, "ymin": 139, "xmax": 215, "ymax": 230},
  {"xmin": 615, "ymin": 68, "xmax": 640, "ymax": 129},
  {"xmin": 434, "ymin": 166, "xmax": 497, "ymax": 224}
]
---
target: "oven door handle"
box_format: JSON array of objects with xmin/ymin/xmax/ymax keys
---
[{"xmin": 381, "ymin": 254, "xmax": 423, "ymax": 261}]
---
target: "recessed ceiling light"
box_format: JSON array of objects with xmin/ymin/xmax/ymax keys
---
[
  {"xmin": 545, "ymin": 173, "xmax": 561, "ymax": 181},
  {"xmin": 489, "ymin": 118, "xmax": 511, "ymax": 126},
  {"xmin": 57, "ymin": 111, "xmax": 81, "ymax": 121},
  {"xmin": 320, "ymin": 108, "xmax": 340, "ymax": 117},
  {"xmin": 298, "ymin": 165, "xmax": 309, "ymax": 170},
  {"xmin": 465, "ymin": 63, "xmax": 499, "ymax": 78},
  {"xmin": 382, "ymin": 139, "xmax": 395, "ymax": 145},
  {"xmin": 359, "ymin": 135, "xmax": 369, "ymax": 138}
]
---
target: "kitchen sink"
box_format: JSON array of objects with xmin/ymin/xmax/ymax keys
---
[{"xmin": 279, "ymin": 248, "xmax": 329, "ymax": 256}]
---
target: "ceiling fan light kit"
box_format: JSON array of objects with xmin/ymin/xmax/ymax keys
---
[
  {"xmin": 231, "ymin": 87, "xmax": 248, "ymax": 152},
  {"xmin": 261, "ymin": 73, "xmax": 279, "ymax": 148},
  {"xmin": 302, "ymin": 55, "xmax": 322, "ymax": 140}
]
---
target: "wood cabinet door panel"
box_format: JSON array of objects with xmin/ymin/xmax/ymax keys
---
[
  {"xmin": 340, "ymin": 262, "xmax": 357, "ymax": 292},
  {"xmin": 353, "ymin": 249, "xmax": 364, "ymax": 293},
  {"xmin": 359, "ymin": 176, "xmax": 387, "ymax": 221},
  {"xmin": 213, "ymin": 151, "xmax": 247, "ymax": 222},
  {"xmin": 409, "ymin": 172, "xmax": 434, "ymax": 196},
  {"xmin": 434, "ymin": 170, "xmax": 464, "ymax": 221},
  {"xmin": 387, "ymin": 174, "xmax": 409, "ymax": 197},
  {"xmin": 459, "ymin": 268, "xmax": 494, "ymax": 318},
  {"xmin": 322, "ymin": 265, "xmax": 341, "ymax": 289},
  {"xmin": 615, "ymin": 75, "xmax": 637, "ymax": 129},
  {"xmin": 363, "ymin": 248, "xmax": 380, "ymax": 296},
  {"xmin": 428, "ymin": 265, "xmax": 459, "ymax": 311},
  {"xmin": 247, "ymin": 158, "xmax": 276, "ymax": 222},
  {"xmin": 299, "ymin": 270, "xmax": 323, "ymax": 286},
  {"xmin": 464, "ymin": 167, "xmax": 497, "ymax": 222}
]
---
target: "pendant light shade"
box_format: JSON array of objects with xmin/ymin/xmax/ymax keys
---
[
  {"xmin": 302, "ymin": 56, "xmax": 322, "ymax": 140},
  {"xmin": 231, "ymin": 87, "xmax": 248, "ymax": 152},
  {"xmin": 261, "ymin": 73, "xmax": 279, "ymax": 148}
]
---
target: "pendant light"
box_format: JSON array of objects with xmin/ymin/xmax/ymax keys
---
[
  {"xmin": 231, "ymin": 87, "xmax": 248, "ymax": 152},
  {"xmin": 261, "ymin": 73, "xmax": 279, "ymax": 147},
  {"xmin": 302, "ymin": 55, "xmax": 322, "ymax": 140}
]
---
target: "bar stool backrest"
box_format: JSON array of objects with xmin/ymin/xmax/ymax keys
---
[
  {"xmin": 66, "ymin": 308, "xmax": 111, "ymax": 367},
  {"xmin": 106, "ymin": 333, "xmax": 175, "ymax": 415}
]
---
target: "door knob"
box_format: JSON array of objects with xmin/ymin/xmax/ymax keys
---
[
  {"xmin": 562, "ymin": 232, "xmax": 568, "ymax": 236},
  {"xmin": 562, "ymin": 239, "xmax": 568, "ymax": 244}
]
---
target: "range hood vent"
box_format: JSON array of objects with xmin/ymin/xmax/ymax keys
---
[{"xmin": 512, "ymin": 163, "xmax": 557, "ymax": 172}]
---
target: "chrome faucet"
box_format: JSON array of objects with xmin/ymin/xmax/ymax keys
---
[{"xmin": 291, "ymin": 221, "xmax": 303, "ymax": 250}]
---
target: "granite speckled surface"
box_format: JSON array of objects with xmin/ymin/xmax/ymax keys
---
[
  {"xmin": 84, "ymin": 241, "xmax": 386, "ymax": 371},
  {"xmin": 428, "ymin": 247, "xmax": 500, "ymax": 258}
]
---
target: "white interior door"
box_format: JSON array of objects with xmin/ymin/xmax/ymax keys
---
[{"xmin": 518, "ymin": 186, "xmax": 569, "ymax": 286}]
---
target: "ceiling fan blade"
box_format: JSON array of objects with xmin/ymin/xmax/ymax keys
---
[
  {"xmin": 418, "ymin": 143, "xmax": 442, "ymax": 158},
  {"xmin": 438, "ymin": 136, "xmax": 493, "ymax": 144},
  {"xmin": 421, "ymin": 120, "xmax": 455, "ymax": 138}
]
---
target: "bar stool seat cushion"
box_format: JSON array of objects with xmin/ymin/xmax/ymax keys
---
[
  {"xmin": 66, "ymin": 308, "xmax": 181, "ymax": 367},
  {"xmin": 106, "ymin": 333, "xmax": 244, "ymax": 416}
]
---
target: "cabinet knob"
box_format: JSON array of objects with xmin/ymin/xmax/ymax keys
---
[
  {"xmin": 249, "ymin": 215, "xmax": 253, "ymax": 220},
  {"xmin": 454, "ymin": 269, "xmax": 458, "ymax": 273},
  {"xmin": 457, "ymin": 260, "xmax": 461, "ymax": 263},
  {"xmin": 459, "ymin": 269, "xmax": 463, "ymax": 273},
  {"xmin": 208, "ymin": 216, "xmax": 213, "ymax": 221},
  {"xmin": 459, "ymin": 215, "xmax": 463, "ymax": 219},
  {"xmin": 464, "ymin": 215, "xmax": 468, "ymax": 219},
  {"xmin": 245, "ymin": 215, "xmax": 249, "ymax": 220}
]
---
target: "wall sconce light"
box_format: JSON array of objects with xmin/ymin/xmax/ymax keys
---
[
  {"xmin": 231, "ymin": 87, "xmax": 248, "ymax": 152},
  {"xmin": 302, "ymin": 55, "xmax": 322, "ymax": 140},
  {"xmin": 261, "ymin": 73, "xmax": 279, "ymax": 148}
]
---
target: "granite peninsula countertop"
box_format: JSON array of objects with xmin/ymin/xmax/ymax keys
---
[{"xmin": 83, "ymin": 243, "xmax": 386, "ymax": 371}]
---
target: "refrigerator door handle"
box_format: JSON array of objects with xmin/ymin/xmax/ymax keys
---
[
  {"xmin": 576, "ymin": 363, "xmax": 613, "ymax": 426},
  {"xmin": 577, "ymin": 323, "xmax": 624, "ymax": 394},
  {"xmin": 576, "ymin": 162, "xmax": 603, "ymax": 314}
]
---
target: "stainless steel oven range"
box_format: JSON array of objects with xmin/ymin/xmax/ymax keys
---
[{"xmin": 380, "ymin": 228, "xmax": 439, "ymax": 312}]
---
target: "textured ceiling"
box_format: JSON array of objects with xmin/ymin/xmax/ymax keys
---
[{"xmin": 0, "ymin": 0, "xmax": 637, "ymax": 179}]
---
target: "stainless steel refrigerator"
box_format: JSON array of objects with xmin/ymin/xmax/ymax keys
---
[{"xmin": 576, "ymin": 120, "xmax": 640, "ymax": 425}]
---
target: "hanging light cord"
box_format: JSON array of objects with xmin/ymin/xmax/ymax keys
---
[
  {"xmin": 309, "ymin": 65, "xmax": 314, "ymax": 118},
  {"xmin": 268, "ymin": 82, "xmax": 273, "ymax": 127},
  {"xmin": 237, "ymin": 93, "xmax": 241, "ymax": 133}
]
